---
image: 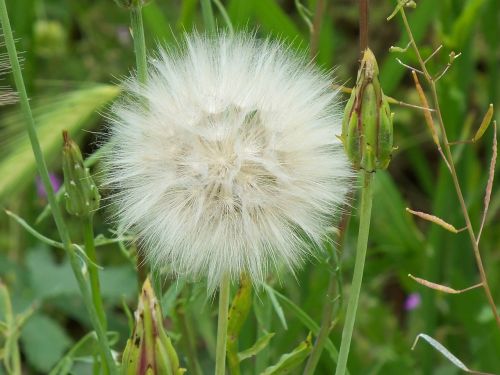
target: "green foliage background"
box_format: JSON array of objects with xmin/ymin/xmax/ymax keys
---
[{"xmin": 0, "ymin": 0, "xmax": 499, "ymax": 374}]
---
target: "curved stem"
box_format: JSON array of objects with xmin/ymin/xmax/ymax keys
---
[
  {"xmin": 0, "ymin": 2, "xmax": 117, "ymax": 373},
  {"xmin": 83, "ymin": 217, "xmax": 107, "ymax": 330},
  {"xmin": 215, "ymin": 273, "xmax": 231, "ymax": 375},
  {"xmin": 335, "ymin": 172, "xmax": 374, "ymax": 375}
]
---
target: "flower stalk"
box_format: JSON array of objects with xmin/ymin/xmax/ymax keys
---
[
  {"xmin": 0, "ymin": 1, "xmax": 117, "ymax": 373},
  {"xmin": 334, "ymin": 171, "xmax": 373, "ymax": 375},
  {"xmin": 335, "ymin": 47, "xmax": 392, "ymax": 375},
  {"xmin": 215, "ymin": 273, "xmax": 231, "ymax": 375}
]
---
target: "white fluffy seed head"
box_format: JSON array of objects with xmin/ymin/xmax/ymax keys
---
[{"xmin": 104, "ymin": 32, "xmax": 353, "ymax": 290}]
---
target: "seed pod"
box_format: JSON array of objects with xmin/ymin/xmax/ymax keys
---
[
  {"xmin": 121, "ymin": 278, "xmax": 185, "ymax": 375},
  {"xmin": 340, "ymin": 49, "xmax": 394, "ymax": 171},
  {"xmin": 62, "ymin": 131, "xmax": 100, "ymax": 217}
]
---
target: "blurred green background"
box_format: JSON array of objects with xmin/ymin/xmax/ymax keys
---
[{"xmin": 0, "ymin": 0, "xmax": 499, "ymax": 374}]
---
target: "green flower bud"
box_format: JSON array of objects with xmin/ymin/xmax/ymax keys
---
[
  {"xmin": 121, "ymin": 278, "xmax": 185, "ymax": 375},
  {"xmin": 62, "ymin": 131, "xmax": 100, "ymax": 217},
  {"xmin": 340, "ymin": 49, "xmax": 394, "ymax": 171}
]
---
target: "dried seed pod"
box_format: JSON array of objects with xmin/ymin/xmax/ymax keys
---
[
  {"xmin": 62, "ymin": 131, "xmax": 100, "ymax": 217},
  {"xmin": 340, "ymin": 49, "xmax": 394, "ymax": 171}
]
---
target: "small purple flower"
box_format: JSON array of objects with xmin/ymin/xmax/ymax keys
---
[
  {"xmin": 36, "ymin": 173, "xmax": 61, "ymax": 199},
  {"xmin": 404, "ymin": 293, "xmax": 421, "ymax": 311}
]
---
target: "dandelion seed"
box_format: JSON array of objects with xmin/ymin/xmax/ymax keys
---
[{"xmin": 104, "ymin": 33, "xmax": 352, "ymax": 290}]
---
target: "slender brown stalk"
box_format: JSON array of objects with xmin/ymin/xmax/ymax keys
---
[
  {"xmin": 359, "ymin": 0, "xmax": 368, "ymax": 52},
  {"xmin": 400, "ymin": 8, "xmax": 500, "ymax": 330},
  {"xmin": 310, "ymin": 0, "xmax": 326, "ymax": 59}
]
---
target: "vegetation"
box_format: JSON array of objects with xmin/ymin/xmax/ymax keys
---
[{"xmin": 0, "ymin": 0, "xmax": 499, "ymax": 374}]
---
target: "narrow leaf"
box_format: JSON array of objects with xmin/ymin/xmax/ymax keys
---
[
  {"xmin": 261, "ymin": 333, "xmax": 312, "ymax": 375},
  {"xmin": 263, "ymin": 284, "xmax": 288, "ymax": 330},
  {"xmin": 269, "ymin": 287, "xmax": 346, "ymax": 373},
  {"xmin": 412, "ymin": 333, "xmax": 494, "ymax": 375},
  {"xmin": 238, "ymin": 332, "xmax": 275, "ymax": 362}
]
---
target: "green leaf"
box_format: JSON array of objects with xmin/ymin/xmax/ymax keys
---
[
  {"xmin": 238, "ymin": 332, "xmax": 275, "ymax": 362},
  {"xmin": 446, "ymin": 0, "xmax": 485, "ymax": 49},
  {"xmin": 412, "ymin": 333, "xmax": 493, "ymax": 374},
  {"xmin": 99, "ymin": 265, "xmax": 138, "ymax": 303},
  {"xmin": 260, "ymin": 333, "xmax": 312, "ymax": 375},
  {"xmin": 263, "ymin": 284, "xmax": 288, "ymax": 330},
  {"xmin": 26, "ymin": 247, "xmax": 79, "ymax": 300},
  {"xmin": 20, "ymin": 313, "xmax": 72, "ymax": 373},
  {"xmin": 0, "ymin": 83, "xmax": 120, "ymax": 201},
  {"xmin": 269, "ymin": 286, "xmax": 346, "ymax": 373}
]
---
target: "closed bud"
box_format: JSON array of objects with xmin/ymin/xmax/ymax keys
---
[
  {"xmin": 340, "ymin": 49, "xmax": 394, "ymax": 171},
  {"xmin": 121, "ymin": 278, "xmax": 185, "ymax": 375},
  {"xmin": 62, "ymin": 131, "xmax": 100, "ymax": 217}
]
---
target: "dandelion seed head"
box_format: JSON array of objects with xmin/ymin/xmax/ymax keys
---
[{"xmin": 104, "ymin": 32, "xmax": 353, "ymax": 290}]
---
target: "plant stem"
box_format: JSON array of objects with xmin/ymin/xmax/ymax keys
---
[
  {"xmin": 334, "ymin": 172, "xmax": 373, "ymax": 375},
  {"xmin": 215, "ymin": 273, "xmax": 230, "ymax": 375},
  {"xmin": 130, "ymin": 2, "xmax": 165, "ymax": 299},
  {"xmin": 130, "ymin": 5, "xmax": 147, "ymax": 85},
  {"xmin": 303, "ymin": 193, "xmax": 351, "ymax": 375},
  {"xmin": 310, "ymin": 0, "xmax": 326, "ymax": 59},
  {"xmin": 176, "ymin": 298, "xmax": 204, "ymax": 375},
  {"xmin": 200, "ymin": 0, "xmax": 216, "ymax": 34},
  {"xmin": 0, "ymin": 2, "xmax": 117, "ymax": 373},
  {"xmin": 83, "ymin": 217, "xmax": 107, "ymax": 330},
  {"xmin": 400, "ymin": 8, "xmax": 500, "ymax": 331},
  {"xmin": 359, "ymin": 0, "xmax": 368, "ymax": 52}
]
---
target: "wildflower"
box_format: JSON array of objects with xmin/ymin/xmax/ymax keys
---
[
  {"xmin": 36, "ymin": 173, "xmax": 61, "ymax": 199},
  {"xmin": 404, "ymin": 293, "xmax": 421, "ymax": 311},
  {"xmin": 104, "ymin": 33, "xmax": 352, "ymax": 290}
]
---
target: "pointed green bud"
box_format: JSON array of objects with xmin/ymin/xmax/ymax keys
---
[
  {"xmin": 341, "ymin": 49, "xmax": 394, "ymax": 171},
  {"xmin": 121, "ymin": 278, "xmax": 185, "ymax": 375},
  {"xmin": 62, "ymin": 131, "xmax": 100, "ymax": 217}
]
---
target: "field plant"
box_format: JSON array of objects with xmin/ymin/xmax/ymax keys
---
[{"xmin": 0, "ymin": 0, "xmax": 499, "ymax": 374}]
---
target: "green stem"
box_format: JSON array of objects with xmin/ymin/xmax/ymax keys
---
[
  {"xmin": 215, "ymin": 273, "xmax": 230, "ymax": 375},
  {"xmin": 0, "ymin": 2, "xmax": 117, "ymax": 373},
  {"xmin": 334, "ymin": 172, "xmax": 373, "ymax": 375},
  {"xmin": 303, "ymin": 246, "xmax": 342, "ymax": 375},
  {"xmin": 200, "ymin": 0, "xmax": 216, "ymax": 34},
  {"xmin": 130, "ymin": 2, "xmax": 164, "ymax": 300},
  {"xmin": 176, "ymin": 299, "xmax": 204, "ymax": 375},
  {"xmin": 83, "ymin": 217, "xmax": 107, "ymax": 330},
  {"xmin": 130, "ymin": 5, "xmax": 147, "ymax": 85}
]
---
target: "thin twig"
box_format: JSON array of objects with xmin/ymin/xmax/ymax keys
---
[{"xmin": 400, "ymin": 7, "xmax": 500, "ymax": 330}]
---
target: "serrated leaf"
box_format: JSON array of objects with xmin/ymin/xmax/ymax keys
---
[
  {"xmin": 260, "ymin": 333, "xmax": 312, "ymax": 375},
  {"xmin": 238, "ymin": 332, "xmax": 275, "ymax": 362}
]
